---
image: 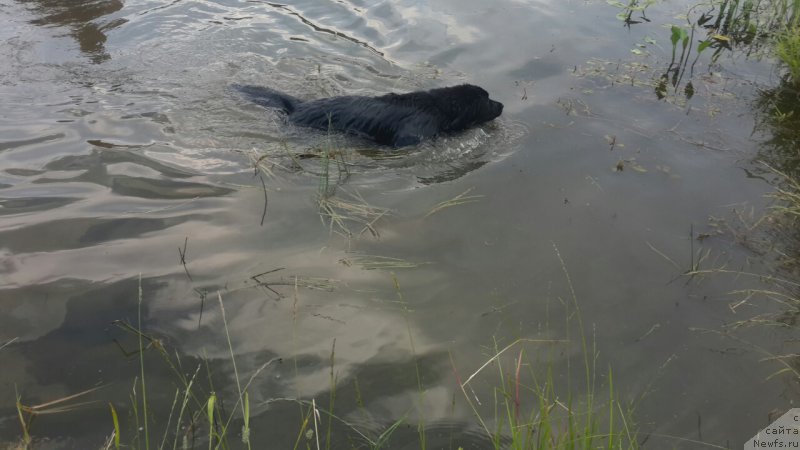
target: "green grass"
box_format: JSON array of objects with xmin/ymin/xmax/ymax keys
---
[
  {"xmin": 108, "ymin": 280, "xmax": 278, "ymax": 450},
  {"xmin": 775, "ymin": 26, "xmax": 800, "ymax": 86},
  {"xmin": 7, "ymin": 271, "xmax": 641, "ymax": 450},
  {"xmin": 600, "ymin": 0, "xmax": 800, "ymax": 101},
  {"xmin": 449, "ymin": 245, "xmax": 639, "ymax": 450}
]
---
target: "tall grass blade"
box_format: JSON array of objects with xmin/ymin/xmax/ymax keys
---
[
  {"xmin": 215, "ymin": 292, "xmax": 251, "ymax": 448},
  {"xmin": 173, "ymin": 365, "xmax": 200, "ymax": 450},
  {"xmin": 160, "ymin": 389, "xmax": 180, "ymax": 450},
  {"xmin": 391, "ymin": 274, "xmax": 426, "ymax": 449},
  {"xmin": 15, "ymin": 390, "xmax": 31, "ymax": 446},
  {"xmin": 607, "ymin": 366, "xmax": 615, "ymax": 450},
  {"xmin": 424, "ymin": 188, "xmax": 484, "ymax": 218},
  {"xmin": 0, "ymin": 337, "xmax": 18, "ymax": 351},
  {"xmin": 206, "ymin": 393, "xmax": 216, "ymax": 450},
  {"xmin": 292, "ymin": 407, "xmax": 313, "ymax": 450},
  {"xmin": 326, "ymin": 339, "xmax": 337, "ymax": 450},
  {"xmin": 109, "ymin": 402, "xmax": 121, "ymax": 450},
  {"xmin": 374, "ymin": 416, "xmax": 407, "ymax": 450},
  {"xmin": 312, "ymin": 398, "xmax": 321, "ymax": 450},
  {"xmin": 137, "ymin": 274, "xmax": 151, "ymax": 450},
  {"xmin": 242, "ymin": 392, "xmax": 250, "ymax": 446}
]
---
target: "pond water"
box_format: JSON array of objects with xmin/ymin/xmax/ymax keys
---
[{"xmin": 1, "ymin": 0, "xmax": 798, "ymax": 448}]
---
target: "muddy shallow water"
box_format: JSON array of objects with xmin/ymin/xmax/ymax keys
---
[{"xmin": 1, "ymin": 0, "xmax": 797, "ymax": 448}]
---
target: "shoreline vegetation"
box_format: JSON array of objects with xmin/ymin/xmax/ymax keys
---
[{"xmin": 11, "ymin": 248, "xmax": 642, "ymax": 450}]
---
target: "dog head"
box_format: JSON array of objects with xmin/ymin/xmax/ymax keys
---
[{"xmin": 432, "ymin": 84, "xmax": 504, "ymax": 132}]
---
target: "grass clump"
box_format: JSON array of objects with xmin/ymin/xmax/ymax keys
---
[
  {"xmin": 110, "ymin": 281, "xmax": 277, "ymax": 450},
  {"xmin": 317, "ymin": 192, "xmax": 390, "ymax": 239},
  {"xmin": 452, "ymin": 341, "xmax": 637, "ymax": 450},
  {"xmin": 312, "ymin": 123, "xmax": 392, "ymax": 240},
  {"xmin": 247, "ymin": 117, "xmax": 391, "ymax": 240},
  {"xmin": 775, "ymin": 26, "xmax": 800, "ymax": 87},
  {"xmin": 13, "ymin": 386, "xmax": 104, "ymax": 449},
  {"xmin": 451, "ymin": 245, "xmax": 639, "ymax": 450}
]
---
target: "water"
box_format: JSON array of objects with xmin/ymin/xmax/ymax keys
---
[{"xmin": 1, "ymin": 0, "xmax": 797, "ymax": 448}]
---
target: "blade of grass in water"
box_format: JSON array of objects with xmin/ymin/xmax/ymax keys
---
[
  {"xmin": 216, "ymin": 291, "xmax": 252, "ymax": 449},
  {"xmin": 173, "ymin": 365, "xmax": 201, "ymax": 450},
  {"xmin": 424, "ymin": 188, "xmax": 484, "ymax": 218},
  {"xmin": 347, "ymin": 255, "xmax": 427, "ymax": 271},
  {"xmin": 326, "ymin": 340, "xmax": 336, "ymax": 450},
  {"xmin": 109, "ymin": 402, "xmax": 121, "ymax": 450},
  {"xmin": 137, "ymin": 274, "xmax": 150, "ymax": 450},
  {"xmin": 206, "ymin": 393, "xmax": 216, "ymax": 450}
]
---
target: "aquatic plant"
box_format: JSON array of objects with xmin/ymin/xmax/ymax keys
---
[
  {"xmin": 607, "ymin": 0, "xmax": 657, "ymax": 25},
  {"xmin": 606, "ymin": 0, "xmax": 800, "ymax": 101}
]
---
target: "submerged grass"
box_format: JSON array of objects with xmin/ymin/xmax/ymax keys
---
[
  {"xmin": 311, "ymin": 126, "xmax": 395, "ymax": 240},
  {"xmin": 248, "ymin": 122, "xmax": 393, "ymax": 240},
  {"xmin": 702, "ymin": 163, "xmax": 800, "ymax": 326},
  {"xmin": 424, "ymin": 188, "xmax": 485, "ymax": 218},
  {"xmin": 1, "ymin": 337, "xmax": 18, "ymax": 351},
  {"xmin": 318, "ymin": 192, "xmax": 391, "ymax": 239},
  {"xmin": 638, "ymin": 162, "xmax": 800, "ymax": 402},
  {"xmin": 681, "ymin": 163, "xmax": 800, "ymax": 328},
  {"xmin": 343, "ymin": 254, "xmax": 429, "ymax": 271},
  {"xmin": 651, "ymin": 200, "xmax": 800, "ymax": 329}
]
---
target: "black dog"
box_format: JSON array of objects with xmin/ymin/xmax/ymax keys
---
[{"xmin": 233, "ymin": 84, "xmax": 503, "ymax": 148}]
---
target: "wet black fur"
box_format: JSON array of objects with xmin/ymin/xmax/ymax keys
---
[{"xmin": 232, "ymin": 84, "xmax": 503, "ymax": 148}]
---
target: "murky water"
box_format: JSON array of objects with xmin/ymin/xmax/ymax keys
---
[{"xmin": 1, "ymin": 0, "xmax": 797, "ymax": 448}]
